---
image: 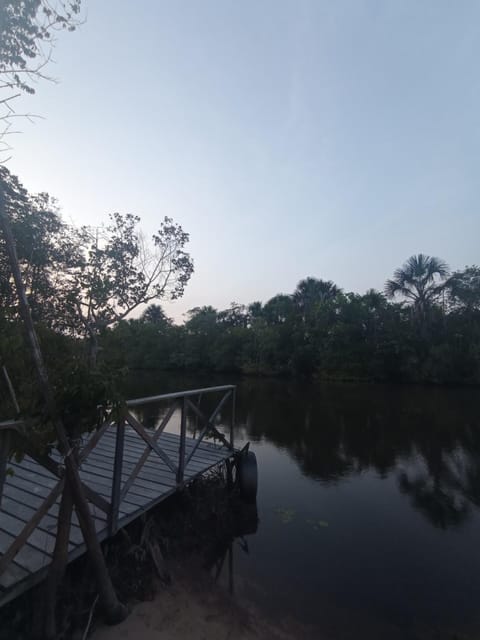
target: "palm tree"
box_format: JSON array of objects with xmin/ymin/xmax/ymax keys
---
[
  {"xmin": 363, "ymin": 288, "xmax": 386, "ymax": 312},
  {"xmin": 385, "ymin": 254, "xmax": 449, "ymax": 320},
  {"xmin": 141, "ymin": 304, "xmax": 171, "ymax": 327},
  {"xmin": 263, "ymin": 294, "xmax": 294, "ymax": 325},
  {"xmin": 293, "ymin": 277, "xmax": 340, "ymax": 319}
]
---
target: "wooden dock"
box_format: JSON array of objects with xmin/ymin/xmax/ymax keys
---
[{"xmin": 0, "ymin": 385, "xmax": 237, "ymax": 608}]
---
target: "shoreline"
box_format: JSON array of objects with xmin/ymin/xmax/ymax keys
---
[{"xmin": 91, "ymin": 561, "xmax": 310, "ymax": 640}]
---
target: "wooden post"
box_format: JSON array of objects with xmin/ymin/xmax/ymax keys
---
[
  {"xmin": 0, "ymin": 184, "xmax": 127, "ymax": 623},
  {"xmin": 2, "ymin": 365, "xmax": 20, "ymax": 415},
  {"xmin": 177, "ymin": 397, "xmax": 187, "ymax": 485},
  {"xmin": 225, "ymin": 458, "xmax": 233, "ymax": 492},
  {"xmin": 0, "ymin": 430, "xmax": 11, "ymax": 508},
  {"xmin": 228, "ymin": 542, "xmax": 234, "ymax": 595},
  {"xmin": 109, "ymin": 415, "xmax": 125, "ymax": 536},
  {"xmin": 0, "ymin": 366, "xmax": 20, "ymax": 508},
  {"xmin": 43, "ymin": 483, "xmax": 73, "ymax": 639},
  {"xmin": 230, "ymin": 387, "xmax": 236, "ymax": 450}
]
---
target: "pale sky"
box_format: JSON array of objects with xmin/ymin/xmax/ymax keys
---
[{"xmin": 7, "ymin": 0, "xmax": 480, "ymax": 322}]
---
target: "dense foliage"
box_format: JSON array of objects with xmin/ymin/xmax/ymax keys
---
[
  {"xmin": 103, "ymin": 268, "xmax": 480, "ymax": 384},
  {"xmin": 0, "ymin": 166, "xmax": 479, "ymax": 417},
  {"xmin": 0, "ymin": 0, "xmax": 83, "ymax": 160},
  {"xmin": 103, "ymin": 256, "xmax": 480, "ymax": 384},
  {"xmin": 0, "ymin": 167, "xmax": 193, "ymax": 422},
  {"xmin": 0, "ymin": 0, "xmax": 82, "ymax": 95}
]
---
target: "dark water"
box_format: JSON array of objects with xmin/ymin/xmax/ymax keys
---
[{"xmin": 126, "ymin": 373, "xmax": 480, "ymax": 639}]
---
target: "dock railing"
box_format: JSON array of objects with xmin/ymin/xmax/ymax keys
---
[
  {"xmin": 0, "ymin": 385, "xmax": 237, "ymax": 580},
  {"xmin": 108, "ymin": 385, "xmax": 237, "ymax": 534}
]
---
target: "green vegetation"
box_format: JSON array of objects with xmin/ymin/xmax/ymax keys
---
[
  {"xmin": 106, "ymin": 261, "xmax": 480, "ymax": 385},
  {"xmin": 1, "ymin": 166, "xmax": 479, "ymax": 409},
  {"xmin": 0, "ymin": 166, "xmax": 193, "ymax": 421}
]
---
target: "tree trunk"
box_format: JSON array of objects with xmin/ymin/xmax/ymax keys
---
[
  {"xmin": 2, "ymin": 364, "xmax": 20, "ymax": 415},
  {"xmin": 89, "ymin": 330, "xmax": 99, "ymax": 369},
  {"xmin": 0, "ymin": 184, "xmax": 127, "ymax": 624},
  {"xmin": 44, "ymin": 483, "xmax": 73, "ymax": 639},
  {"xmin": 0, "ymin": 430, "xmax": 10, "ymax": 509}
]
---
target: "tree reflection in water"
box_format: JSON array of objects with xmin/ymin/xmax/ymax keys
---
[
  {"xmin": 129, "ymin": 374, "xmax": 480, "ymax": 531},
  {"xmin": 233, "ymin": 379, "xmax": 480, "ymax": 530}
]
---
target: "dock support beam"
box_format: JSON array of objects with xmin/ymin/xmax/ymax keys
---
[
  {"xmin": 177, "ymin": 398, "xmax": 187, "ymax": 485},
  {"xmin": 230, "ymin": 388, "xmax": 236, "ymax": 450},
  {"xmin": 109, "ymin": 416, "xmax": 125, "ymax": 536}
]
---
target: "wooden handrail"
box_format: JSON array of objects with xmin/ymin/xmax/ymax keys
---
[
  {"xmin": 0, "ymin": 385, "xmax": 238, "ymax": 580},
  {"xmin": 125, "ymin": 412, "xmax": 178, "ymax": 474},
  {"xmin": 177, "ymin": 398, "xmax": 187, "ymax": 484},
  {"xmin": 184, "ymin": 391, "xmax": 233, "ymax": 468},
  {"xmin": 120, "ymin": 403, "xmax": 177, "ymax": 503},
  {"xmin": 122, "ymin": 386, "xmax": 236, "ymax": 487},
  {"xmin": 125, "ymin": 385, "xmax": 236, "ymax": 407}
]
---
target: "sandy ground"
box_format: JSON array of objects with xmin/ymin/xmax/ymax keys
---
[
  {"xmin": 90, "ymin": 561, "xmax": 479, "ymax": 640},
  {"xmin": 91, "ymin": 565, "xmax": 307, "ymax": 640}
]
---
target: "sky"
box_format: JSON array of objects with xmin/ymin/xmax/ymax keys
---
[{"xmin": 7, "ymin": 0, "xmax": 480, "ymax": 322}]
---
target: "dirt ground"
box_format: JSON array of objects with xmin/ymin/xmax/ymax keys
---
[
  {"xmin": 91, "ymin": 563, "xmax": 310, "ymax": 640},
  {"xmin": 91, "ymin": 563, "xmax": 479, "ymax": 640}
]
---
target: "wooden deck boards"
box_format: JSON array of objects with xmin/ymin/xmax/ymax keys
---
[{"xmin": 0, "ymin": 425, "xmax": 232, "ymax": 607}]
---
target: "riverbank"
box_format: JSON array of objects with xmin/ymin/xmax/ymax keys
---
[
  {"xmin": 91, "ymin": 559, "xmax": 472, "ymax": 640},
  {"xmin": 92, "ymin": 560, "xmax": 309, "ymax": 640}
]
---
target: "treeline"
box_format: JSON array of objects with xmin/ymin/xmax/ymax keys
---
[
  {"xmin": 0, "ymin": 166, "xmax": 479, "ymax": 398},
  {"xmin": 103, "ymin": 258, "xmax": 480, "ymax": 384}
]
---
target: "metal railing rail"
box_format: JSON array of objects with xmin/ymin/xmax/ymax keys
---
[
  {"xmin": 109, "ymin": 385, "xmax": 237, "ymax": 534},
  {"xmin": 0, "ymin": 385, "xmax": 237, "ymax": 573},
  {"xmin": 125, "ymin": 384, "xmax": 236, "ymax": 407}
]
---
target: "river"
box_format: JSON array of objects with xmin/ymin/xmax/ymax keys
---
[{"xmin": 126, "ymin": 373, "xmax": 480, "ymax": 639}]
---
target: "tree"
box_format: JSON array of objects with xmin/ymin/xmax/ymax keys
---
[
  {"xmin": 217, "ymin": 302, "xmax": 249, "ymax": 328},
  {"xmin": 0, "ymin": 1, "xmax": 82, "ymax": 93},
  {"xmin": 446, "ymin": 266, "xmax": 480, "ymax": 312},
  {"xmin": 0, "ymin": 4, "xmax": 133, "ymax": 630},
  {"xmin": 0, "ymin": 166, "xmax": 76, "ymax": 323},
  {"xmin": 0, "ymin": 174, "xmax": 193, "ymax": 359},
  {"xmin": 362, "ymin": 288, "xmax": 387, "ymax": 312},
  {"xmin": 385, "ymin": 254, "xmax": 449, "ymax": 321},
  {"xmin": 63, "ymin": 212, "xmax": 193, "ymax": 364},
  {"xmin": 0, "ymin": 188, "xmax": 128, "ymax": 632},
  {"xmin": 141, "ymin": 303, "xmax": 173, "ymax": 327},
  {"xmin": 91, "ymin": 259, "xmax": 480, "ymax": 384},
  {"xmin": 293, "ymin": 277, "xmax": 340, "ymax": 319},
  {"xmin": 185, "ymin": 306, "xmax": 218, "ymax": 334},
  {"xmin": 248, "ymin": 301, "xmax": 263, "ymax": 323},
  {"xmin": 262, "ymin": 294, "xmax": 294, "ymax": 325},
  {"xmin": 0, "ymin": 1, "xmax": 82, "ymax": 158},
  {"xmin": 183, "ymin": 306, "xmax": 219, "ymax": 369}
]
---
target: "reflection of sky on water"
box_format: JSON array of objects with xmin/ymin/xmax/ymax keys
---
[{"xmin": 128, "ymin": 372, "xmax": 480, "ymax": 638}]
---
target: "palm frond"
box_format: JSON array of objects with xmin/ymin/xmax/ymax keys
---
[{"xmin": 384, "ymin": 279, "xmax": 401, "ymax": 298}]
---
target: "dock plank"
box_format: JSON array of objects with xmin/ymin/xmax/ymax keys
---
[
  {"xmin": 100, "ymin": 431, "xmax": 226, "ymax": 471},
  {"xmin": 0, "ymin": 424, "xmax": 234, "ymax": 608},
  {"xmin": 0, "ymin": 497, "xmax": 83, "ymax": 546},
  {"xmin": 0, "ymin": 528, "xmax": 51, "ymax": 577},
  {"xmin": 0, "ymin": 559, "xmax": 30, "ymax": 590}
]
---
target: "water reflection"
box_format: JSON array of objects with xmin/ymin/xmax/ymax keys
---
[
  {"xmin": 130, "ymin": 375, "xmax": 480, "ymax": 531},
  {"xmin": 127, "ymin": 373, "xmax": 480, "ymax": 635},
  {"xmin": 231, "ymin": 379, "xmax": 480, "ymax": 531},
  {"xmin": 205, "ymin": 500, "xmax": 259, "ymax": 595}
]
